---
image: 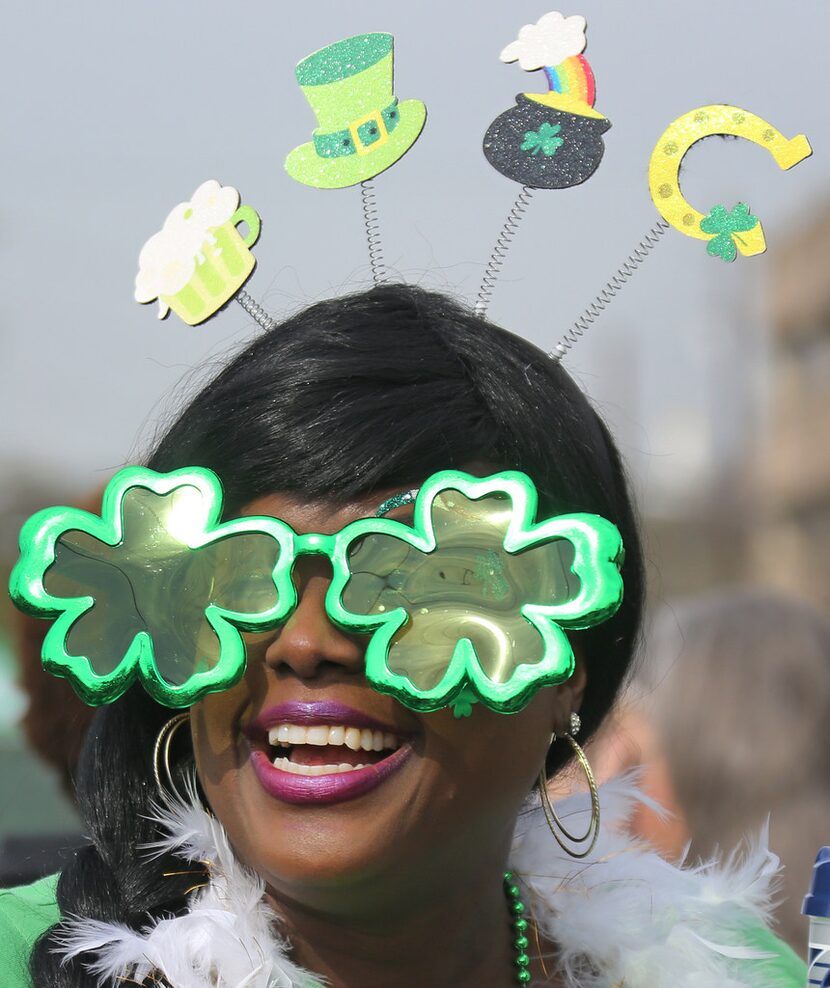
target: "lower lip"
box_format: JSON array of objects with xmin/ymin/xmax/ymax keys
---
[{"xmin": 250, "ymin": 744, "xmax": 413, "ymax": 805}]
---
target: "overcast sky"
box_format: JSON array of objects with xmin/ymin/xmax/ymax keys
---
[{"xmin": 2, "ymin": 0, "xmax": 827, "ymax": 515}]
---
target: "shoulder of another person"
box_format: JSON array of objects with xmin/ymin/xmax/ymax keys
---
[
  {"xmin": 734, "ymin": 916, "xmax": 807, "ymax": 987},
  {"xmin": 511, "ymin": 787, "xmax": 809, "ymax": 987},
  {"xmin": 0, "ymin": 873, "xmax": 60, "ymax": 985}
]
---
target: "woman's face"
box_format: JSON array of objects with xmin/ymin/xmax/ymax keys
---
[{"xmin": 191, "ymin": 478, "xmax": 586, "ymax": 913}]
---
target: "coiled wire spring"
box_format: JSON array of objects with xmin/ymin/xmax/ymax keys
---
[
  {"xmin": 474, "ymin": 185, "xmax": 535, "ymax": 317},
  {"xmin": 360, "ymin": 180, "xmax": 387, "ymax": 285},
  {"xmin": 549, "ymin": 219, "xmax": 670, "ymax": 362},
  {"xmin": 236, "ymin": 289, "xmax": 276, "ymax": 332}
]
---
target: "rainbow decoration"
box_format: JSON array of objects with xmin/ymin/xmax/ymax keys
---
[{"xmin": 543, "ymin": 54, "xmax": 596, "ymax": 107}]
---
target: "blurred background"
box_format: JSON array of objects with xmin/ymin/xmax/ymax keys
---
[{"xmin": 1, "ymin": 0, "xmax": 828, "ymax": 946}]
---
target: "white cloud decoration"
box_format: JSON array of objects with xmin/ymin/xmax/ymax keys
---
[{"xmin": 500, "ymin": 11, "xmax": 587, "ymax": 72}]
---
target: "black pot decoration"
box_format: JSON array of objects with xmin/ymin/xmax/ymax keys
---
[{"xmin": 483, "ymin": 94, "xmax": 611, "ymax": 189}]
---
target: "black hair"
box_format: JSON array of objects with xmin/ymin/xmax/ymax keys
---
[{"xmin": 32, "ymin": 284, "xmax": 644, "ymax": 986}]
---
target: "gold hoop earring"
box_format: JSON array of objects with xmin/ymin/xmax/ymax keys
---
[
  {"xmin": 152, "ymin": 712, "xmax": 191, "ymax": 803},
  {"xmin": 538, "ymin": 731, "xmax": 600, "ymax": 859}
]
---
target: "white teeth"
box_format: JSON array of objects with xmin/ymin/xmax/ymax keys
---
[
  {"xmin": 272, "ymin": 756, "xmax": 369, "ymax": 775},
  {"xmin": 287, "ymin": 725, "xmax": 306, "ymax": 745},
  {"xmin": 306, "ymin": 726, "xmax": 330, "ymax": 746},
  {"xmin": 266, "ymin": 723, "xmax": 402, "ymax": 753}
]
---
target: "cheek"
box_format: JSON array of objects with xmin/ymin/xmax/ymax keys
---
[
  {"xmin": 425, "ymin": 694, "xmax": 555, "ymax": 814},
  {"xmin": 189, "ymin": 685, "xmax": 249, "ymax": 792}
]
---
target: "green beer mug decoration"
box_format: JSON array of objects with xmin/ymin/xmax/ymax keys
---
[
  {"xmin": 10, "ymin": 467, "xmax": 624, "ymax": 716},
  {"xmin": 135, "ymin": 180, "xmax": 261, "ymax": 326},
  {"xmin": 285, "ymin": 32, "xmax": 427, "ymax": 189}
]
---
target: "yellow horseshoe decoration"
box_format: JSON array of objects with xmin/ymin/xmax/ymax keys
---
[{"xmin": 648, "ymin": 105, "xmax": 812, "ymax": 257}]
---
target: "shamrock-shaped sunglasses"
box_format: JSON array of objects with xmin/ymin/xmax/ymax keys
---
[{"xmin": 9, "ymin": 467, "xmax": 624, "ymax": 717}]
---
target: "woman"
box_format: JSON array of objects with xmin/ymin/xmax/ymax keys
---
[{"xmin": 0, "ymin": 285, "xmax": 805, "ymax": 986}]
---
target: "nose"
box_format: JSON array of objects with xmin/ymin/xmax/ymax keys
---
[{"xmin": 263, "ymin": 555, "xmax": 366, "ymax": 682}]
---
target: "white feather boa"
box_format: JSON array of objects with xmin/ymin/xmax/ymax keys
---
[{"xmin": 56, "ymin": 778, "xmax": 786, "ymax": 988}]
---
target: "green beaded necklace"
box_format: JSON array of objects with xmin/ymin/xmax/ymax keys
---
[{"xmin": 503, "ymin": 871, "xmax": 533, "ymax": 984}]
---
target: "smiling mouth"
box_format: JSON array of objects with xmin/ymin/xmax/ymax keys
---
[
  {"xmin": 248, "ymin": 703, "xmax": 414, "ymax": 804},
  {"xmin": 268, "ymin": 724, "xmax": 404, "ymax": 777}
]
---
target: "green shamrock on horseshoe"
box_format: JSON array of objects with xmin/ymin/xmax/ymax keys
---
[{"xmin": 700, "ymin": 203, "xmax": 760, "ymax": 262}]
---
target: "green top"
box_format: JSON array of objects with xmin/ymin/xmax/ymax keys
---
[
  {"xmin": 0, "ymin": 872, "xmax": 59, "ymax": 987},
  {"xmin": 0, "ymin": 872, "xmax": 807, "ymax": 986},
  {"xmin": 295, "ymin": 33, "xmax": 392, "ymax": 86}
]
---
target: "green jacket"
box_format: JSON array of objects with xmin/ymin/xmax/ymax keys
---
[
  {"xmin": 0, "ymin": 873, "xmax": 60, "ymax": 986},
  {"xmin": 0, "ymin": 871, "xmax": 808, "ymax": 987}
]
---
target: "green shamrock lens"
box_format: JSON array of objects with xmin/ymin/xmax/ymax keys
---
[
  {"xmin": 10, "ymin": 467, "xmax": 295, "ymax": 707},
  {"xmin": 342, "ymin": 492, "xmax": 580, "ymax": 692},
  {"xmin": 328, "ymin": 470, "xmax": 625, "ymax": 717},
  {"xmin": 45, "ymin": 489, "xmax": 282, "ymax": 688}
]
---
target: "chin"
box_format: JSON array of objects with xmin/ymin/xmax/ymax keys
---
[{"xmin": 208, "ymin": 755, "xmax": 429, "ymax": 894}]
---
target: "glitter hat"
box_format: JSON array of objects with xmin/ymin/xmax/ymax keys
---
[{"xmin": 284, "ymin": 32, "xmax": 427, "ymax": 190}]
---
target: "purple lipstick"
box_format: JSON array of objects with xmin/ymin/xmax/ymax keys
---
[{"xmin": 247, "ymin": 701, "xmax": 414, "ymax": 805}]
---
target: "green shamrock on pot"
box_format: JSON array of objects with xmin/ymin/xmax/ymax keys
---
[
  {"xmin": 328, "ymin": 470, "xmax": 624, "ymax": 716},
  {"xmin": 521, "ymin": 121, "xmax": 564, "ymax": 156},
  {"xmin": 9, "ymin": 467, "xmax": 294, "ymax": 707},
  {"xmin": 699, "ymin": 203, "xmax": 760, "ymax": 262}
]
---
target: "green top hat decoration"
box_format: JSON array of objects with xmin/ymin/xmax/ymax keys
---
[{"xmin": 285, "ymin": 32, "xmax": 427, "ymax": 190}]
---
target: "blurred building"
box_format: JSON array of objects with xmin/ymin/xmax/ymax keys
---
[
  {"xmin": 637, "ymin": 200, "xmax": 830, "ymax": 609},
  {"xmin": 751, "ymin": 200, "xmax": 830, "ymax": 612}
]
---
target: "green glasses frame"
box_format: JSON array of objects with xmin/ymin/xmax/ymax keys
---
[{"xmin": 9, "ymin": 466, "xmax": 624, "ymax": 715}]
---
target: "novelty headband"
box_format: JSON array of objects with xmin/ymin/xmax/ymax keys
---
[
  {"xmin": 10, "ymin": 467, "xmax": 623, "ymax": 717},
  {"xmin": 132, "ymin": 13, "xmax": 812, "ymax": 349}
]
